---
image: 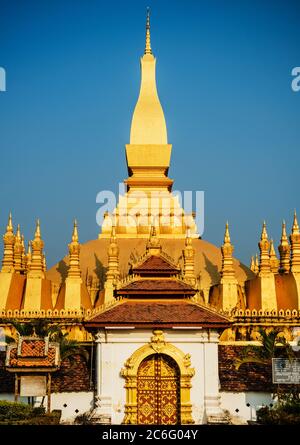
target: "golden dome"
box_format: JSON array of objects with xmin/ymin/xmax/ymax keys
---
[{"xmin": 46, "ymin": 237, "xmax": 254, "ymax": 291}]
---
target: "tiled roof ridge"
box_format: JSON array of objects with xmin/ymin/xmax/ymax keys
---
[
  {"xmin": 84, "ymin": 299, "xmax": 232, "ymax": 326},
  {"xmin": 130, "ymin": 249, "xmax": 179, "ymax": 271},
  {"xmin": 189, "ymin": 298, "xmax": 232, "ymax": 321},
  {"xmin": 85, "ymin": 296, "xmax": 126, "ymax": 320}
]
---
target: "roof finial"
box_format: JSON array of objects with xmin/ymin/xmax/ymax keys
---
[
  {"xmin": 292, "ymin": 209, "xmax": 299, "ymax": 234},
  {"xmin": 28, "ymin": 219, "xmax": 44, "ymax": 277},
  {"xmin": 68, "ymin": 219, "xmax": 81, "ymax": 279},
  {"xmin": 7, "ymin": 212, "xmax": 13, "ymax": 232},
  {"xmin": 224, "ymin": 221, "xmax": 231, "ymax": 244},
  {"xmin": 35, "ymin": 218, "xmax": 41, "ymax": 239},
  {"xmin": 278, "ymin": 220, "xmax": 290, "ymax": 274},
  {"xmin": 261, "ymin": 220, "xmax": 268, "ymax": 240},
  {"xmin": 145, "ymin": 7, "xmax": 152, "ymax": 55},
  {"xmin": 72, "ymin": 219, "xmax": 78, "ymax": 243},
  {"xmin": 221, "ymin": 221, "xmax": 236, "ymax": 281}
]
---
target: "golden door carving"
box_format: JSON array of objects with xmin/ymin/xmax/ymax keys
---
[{"xmin": 137, "ymin": 354, "xmax": 180, "ymax": 425}]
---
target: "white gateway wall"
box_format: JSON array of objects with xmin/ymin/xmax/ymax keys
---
[
  {"xmin": 220, "ymin": 392, "xmax": 273, "ymax": 422},
  {"xmin": 97, "ymin": 328, "xmax": 214, "ymax": 424}
]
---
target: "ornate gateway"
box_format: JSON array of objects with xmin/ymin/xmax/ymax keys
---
[
  {"xmin": 137, "ymin": 354, "xmax": 180, "ymax": 425},
  {"xmin": 121, "ymin": 330, "xmax": 195, "ymax": 424}
]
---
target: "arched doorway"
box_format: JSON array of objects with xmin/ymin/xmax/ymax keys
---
[
  {"xmin": 121, "ymin": 330, "xmax": 195, "ymax": 424},
  {"xmin": 137, "ymin": 354, "xmax": 180, "ymax": 425}
]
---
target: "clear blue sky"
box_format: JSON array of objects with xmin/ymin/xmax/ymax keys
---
[{"xmin": 0, "ymin": 0, "xmax": 299, "ymax": 267}]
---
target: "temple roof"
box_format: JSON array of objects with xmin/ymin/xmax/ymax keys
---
[
  {"xmin": 85, "ymin": 299, "xmax": 231, "ymax": 328},
  {"xmin": 132, "ymin": 255, "xmax": 180, "ymax": 275},
  {"xmin": 6, "ymin": 337, "xmax": 60, "ymax": 371},
  {"xmin": 117, "ymin": 279, "xmax": 195, "ymax": 296}
]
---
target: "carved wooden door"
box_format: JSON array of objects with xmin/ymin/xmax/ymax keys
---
[{"xmin": 137, "ymin": 353, "xmax": 180, "ymax": 425}]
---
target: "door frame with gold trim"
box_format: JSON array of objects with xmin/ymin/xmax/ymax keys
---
[{"xmin": 121, "ymin": 330, "xmax": 195, "ymax": 424}]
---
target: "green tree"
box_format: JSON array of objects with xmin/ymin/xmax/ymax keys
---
[{"xmin": 234, "ymin": 328, "xmax": 294, "ymax": 370}]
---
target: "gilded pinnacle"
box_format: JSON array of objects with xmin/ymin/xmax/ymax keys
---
[
  {"xmin": 72, "ymin": 219, "xmax": 79, "ymax": 243},
  {"xmin": 261, "ymin": 221, "xmax": 268, "ymax": 240},
  {"xmin": 269, "ymin": 239, "xmax": 277, "ymax": 257},
  {"xmin": 292, "ymin": 210, "xmax": 299, "ymax": 234},
  {"xmin": 35, "ymin": 219, "xmax": 41, "ymax": 239},
  {"xmin": 224, "ymin": 221, "xmax": 231, "ymax": 244},
  {"xmin": 15, "ymin": 224, "xmax": 21, "ymax": 241},
  {"xmin": 6, "ymin": 212, "xmax": 13, "ymax": 232},
  {"xmin": 280, "ymin": 220, "xmax": 288, "ymax": 245},
  {"xmin": 145, "ymin": 7, "xmax": 152, "ymax": 55}
]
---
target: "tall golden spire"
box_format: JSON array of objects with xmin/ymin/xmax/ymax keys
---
[
  {"xmin": 258, "ymin": 221, "xmax": 271, "ymax": 275},
  {"xmin": 183, "ymin": 229, "xmax": 196, "ymax": 286},
  {"xmin": 2, "ymin": 212, "xmax": 15, "ymax": 272},
  {"xmin": 224, "ymin": 221, "xmax": 231, "ymax": 243},
  {"xmin": 261, "ymin": 221, "xmax": 268, "ymax": 240},
  {"xmin": 292, "ymin": 210, "xmax": 300, "ymax": 234},
  {"xmin": 72, "ymin": 218, "xmax": 79, "ymax": 242},
  {"xmin": 13, "ymin": 224, "xmax": 23, "ymax": 274},
  {"xmin": 62, "ymin": 219, "xmax": 90, "ymax": 311},
  {"xmin": 130, "ymin": 9, "xmax": 167, "ymax": 144},
  {"xmin": 220, "ymin": 222, "xmax": 238, "ymax": 310},
  {"xmin": 67, "ymin": 219, "xmax": 81, "ymax": 278},
  {"xmin": 290, "ymin": 210, "xmax": 300, "ymax": 273},
  {"xmin": 278, "ymin": 220, "xmax": 290, "ymax": 274},
  {"xmin": 221, "ymin": 222, "xmax": 235, "ymax": 279},
  {"xmin": 269, "ymin": 239, "xmax": 279, "ymax": 274},
  {"xmin": 28, "ymin": 219, "xmax": 45, "ymax": 277},
  {"xmin": 145, "ymin": 7, "xmax": 152, "ymax": 55}
]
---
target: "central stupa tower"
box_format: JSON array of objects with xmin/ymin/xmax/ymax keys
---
[{"xmin": 99, "ymin": 10, "xmax": 198, "ymax": 239}]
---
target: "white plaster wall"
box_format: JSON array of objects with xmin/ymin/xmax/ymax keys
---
[
  {"xmin": 101, "ymin": 329, "xmax": 208, "ymax": 425},
  {"xmin": 35, "ymin": 392, "xmax": 94, "ymax": 422},
  {"xmin": 220, "ymin": 392, "xmax": 273, "ymax": 422}
]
